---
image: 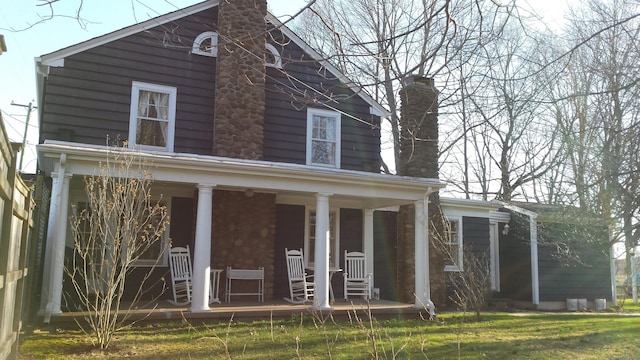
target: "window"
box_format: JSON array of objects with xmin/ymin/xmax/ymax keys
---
[
  {"xmin": 128, "ymin": 82, "xmax": 177, "ymax": 152},
  {"xmin": 444, "ymin": 218, "xmax": 463, "ymax": 271},
  {"xmin": 265, "ymin": 43, "xmax": 282, "ymax": 68},
  {"xmin": 192, "ymin": 31, "xmax": 218, "ymax": 57},
  {"xmin": 73, "ymin": 201, "xmax": 169, "ymax": 270},
  {"xmin": 306, "ymin": 108, "xmax": 341, "ymax": 167},
  {"xmin": 304, "ymin": 208, "xmax": 340, "ymax": 268}
]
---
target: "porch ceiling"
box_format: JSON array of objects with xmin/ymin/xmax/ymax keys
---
[{"xmin": 38, "ymin": 141, "xmax": 445, "ymax": 209}]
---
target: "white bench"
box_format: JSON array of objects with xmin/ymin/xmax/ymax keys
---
[{"xmin": 225, "ymin": 267, "xmax": 264, "ymax": 303}]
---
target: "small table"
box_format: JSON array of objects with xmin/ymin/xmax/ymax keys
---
[{"xmin": 307, "ymin": 266, "xmax": 342, "ymax": 302}]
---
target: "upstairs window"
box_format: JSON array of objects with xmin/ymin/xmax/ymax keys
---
[
  {"xmin": 306, "ymin": 108, "xmax": 341, "ymax": 168},
  {"xmin": 444, "ymin": 217, "xmax": 463, "ymax": 271},
  {"xmin": 128, "ymin": 81, "xmax": 176, "ymax": 152},
  {"xmin": 265, "ymin": 43, "xmax": 282, "ymax": 68},
  {"xmin": 192, "ymin": 31, "xmax": 218, "ymax": 57}
]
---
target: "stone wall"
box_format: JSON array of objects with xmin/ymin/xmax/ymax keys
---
[
  {"xmin": 213, "ymin": 0, "xmax": 267, "ymax": 159},
  {"xmin": 212, "ymin": 190, "xmax": 276, "ymax": 300}
]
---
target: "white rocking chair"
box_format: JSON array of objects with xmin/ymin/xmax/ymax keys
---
[
  {"xmin": 168, "ymin": 246, "xmax": 193, "ymax": 305},
  {"xmin": 343, "ymin": 251, "xmax": 372, "ymax": 300},
  {"xmin": 284, "ymin": 248, "xmax": 315, "ymax": 304},
  {"xmin": 168, "ymin": 246, "xmax": 221, "ymax": 305}
]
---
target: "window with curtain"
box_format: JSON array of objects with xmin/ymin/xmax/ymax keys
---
[
  {"xmin": 129, "ymin": 81, "xmax": 176, "ymax": 151},
  {"xmin": 306, "ymin": 108, "xmax": 341, "ymax": 167}
]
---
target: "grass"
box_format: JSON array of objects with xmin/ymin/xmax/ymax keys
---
[
  {"xmin": 19, "ymin": 304, "xmax": 640, "ymax": 359},
  {"xmin": 616, "ymin": 297, "xmax": 640, "ymax": 313}
]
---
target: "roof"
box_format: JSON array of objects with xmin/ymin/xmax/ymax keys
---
[
  {"xmin": 38, "ymin": 141, "xmax": 445, "ymax": 209},
  {"xmin": 440, "ymin": 197, "xmax": 510, "ymax": 222},
  {"xmin": 504, "ymin": 201, "xmax": 605, "ymax": 225},
  {"xmin": 35, "ymin": 0, "xmax": 389, "ymax": 117}
]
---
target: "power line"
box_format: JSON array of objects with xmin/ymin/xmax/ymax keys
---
[{"xmin": 11, "ymin": 101, "xmax": 37, "ymax": 171}]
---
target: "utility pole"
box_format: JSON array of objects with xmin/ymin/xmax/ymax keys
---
[{"xmin": 11, "ymin": 101, "xmax": 37, "ymax": 172}]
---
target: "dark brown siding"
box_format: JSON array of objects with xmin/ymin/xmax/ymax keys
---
[
  {"xmin": 463, "ymin": 217, "xmax": 490, "ymax": 252},
  {"xmin": 537, "ymin": 223, "xmax": 611, "ymax": 301},
  {"xmin": 41, "ymin": 9, "xmax": 382, "ymax": 172},
  {"xmin": 264, "ymin": 29, "xmax": 382, "ymax": 172},
  {"xmin": 40, "ymin": 8, "xmax": 219, "ymax": 155},
  {"xmin": 498, "ymin": 213, "xmax": 533, "ymax": 301}
]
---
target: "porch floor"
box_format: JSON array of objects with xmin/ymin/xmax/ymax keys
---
[{"xmin": 50, "ymin": 299, "xmax": 426, "ymax": 326}]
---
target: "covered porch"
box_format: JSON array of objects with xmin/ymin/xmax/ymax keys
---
[{"xmin": 37, "ymin": 141, "xmax": 445, "ymax": 319}]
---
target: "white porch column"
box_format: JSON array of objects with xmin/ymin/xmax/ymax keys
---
[
  {"xmin": 414, "ymin": 198, "xmax": 430, "ymax": 309},
  {"xmin": 313, "ymin": 193, "xmax": 332, "ymax": 310},
  {"xmin": 363, "ymin": 209, "xmax": 374, "ymax": 287},
  {"xmin": 190, "ymin": 184, "xmax": 214, "ymax": 312},
  {"xmin": 42, "ymin": 166, "xmax": 72, "ymax": 321},
  {"xmin": 39, "ymin": 171, "xmax": 61, "ymax": 314},
  {"xmin": 530, "ymin": 216, "xmax": 540, "ymax": 306}
]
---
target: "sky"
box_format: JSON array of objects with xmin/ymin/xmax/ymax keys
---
[
  {"xmin": 0, "ymin": 0, "xmax": 308, "ymax": 173},
  {"xmin": 0, "ymin": 0, "xmax": 564, "ymax": 174}
]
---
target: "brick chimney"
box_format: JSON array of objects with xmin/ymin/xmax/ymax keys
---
[
  {"xmin": 213, "ymin": 0, "xmax": 267, "ymax": 159},
  {"xmin": 396, "ymin": 75, "xmax": 446, "ymax": 307}
]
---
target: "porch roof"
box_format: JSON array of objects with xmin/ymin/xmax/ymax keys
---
[{"xmin": 38, "ymin": 141, "xmax": 445, "ymax": 209}]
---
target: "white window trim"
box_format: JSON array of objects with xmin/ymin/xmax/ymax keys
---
[
  {"xmin": 306, "ymin": 108, "xmax": 341, "ymax": 168},
  {"xmin": 304, "ymin": 207, "xmax": 340, "ymax": 268},
  {"xmin": 192, "ymin": 31, "xmax": 218, "ymax": 57},
  {"xmin": 265, "ymin": 43, "xmax": 282, "ymax": 68},
  {"xmin": 128, "ymin": 81, "xmax": 177, "ymax": 152},
  {"xmin": 444, "ymin": 216, "xmax": 463, "ymax": 272}
]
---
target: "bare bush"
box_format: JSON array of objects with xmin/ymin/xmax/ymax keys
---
[{"xmin": 66, "ymin": 142, "xmax": 169, "ymax": 349}]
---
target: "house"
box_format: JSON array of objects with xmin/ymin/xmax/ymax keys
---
[
  {"xmin": 32, "ymin": 0, "xmax": 609, "ymax": 319},
  {"xmin": 34, "ymin": 0, "xmax": 453, "ymax": 318}
]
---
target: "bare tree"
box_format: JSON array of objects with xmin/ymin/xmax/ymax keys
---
[
  {"xmin": 67, "ymin": 142, "xmax": 169, "ymax": 349},
  {"xmin": 548, "ymin": 0, "xmax": 640, "ymax": 271},
  {"xmin": 296, "ymin": 0, "xmax": 517, "ymax": 173}
]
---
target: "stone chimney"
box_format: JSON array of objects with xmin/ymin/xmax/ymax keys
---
[
  {"xmin": 213, "ymin": 0, "xmax": 267, "ymax": 159},
  {"xmin": 396, "ymin": 75, "xmax": 446, "ymax": 307},
  {"xmin": 397, "ymin": 75, "xmax": 439, "ymax": 177}
]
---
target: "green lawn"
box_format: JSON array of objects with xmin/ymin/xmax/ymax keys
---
[{"xmin": 19, "ymin": 305, "xmax": 640, "ymax": 359}]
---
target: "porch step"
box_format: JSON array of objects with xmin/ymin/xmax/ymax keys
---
[{"xmin": 41, "ymin": 299, "xmax": 425, "ymax": 329}]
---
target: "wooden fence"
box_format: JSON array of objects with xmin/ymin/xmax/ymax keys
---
[{"xmin": 0, "ymin": 118, "xmax": 35, "ymax": 360}]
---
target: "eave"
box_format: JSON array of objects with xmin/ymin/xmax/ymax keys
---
[
  {"xmin": 441, "ymin": 198, "xmax": 510, "ymax": 222},
  {"xmin": 38, "ymin": 141, "xmax": 444, "ymax": 209}
]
